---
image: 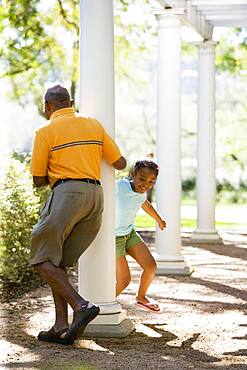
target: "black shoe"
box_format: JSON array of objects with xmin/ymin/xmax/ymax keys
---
[
  {"xmin": 38, "ymin": 326, "xmax": 68, "ymax": 344},
  {"xmin": 63, "ymin": 303, "xmax": 100, "ymax": 344}
]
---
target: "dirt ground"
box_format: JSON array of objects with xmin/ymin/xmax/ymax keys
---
[{"xmin": 1, "ymin": 231, "xmax": 247, "ymax": 370}]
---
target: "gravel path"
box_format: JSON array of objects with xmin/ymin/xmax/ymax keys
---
[{"xmin": 1, "ymin": 231, "xmax": 247, "ymax": 369}]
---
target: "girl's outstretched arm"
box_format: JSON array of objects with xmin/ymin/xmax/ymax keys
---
[{"xmin": 141, "ymin": 200, "xmax": 166, "ymax": 230}]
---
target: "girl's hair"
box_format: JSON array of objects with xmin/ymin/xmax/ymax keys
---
[{"xmin": 131, "ymin": 159, "xmax": 159, "ymax": 177}]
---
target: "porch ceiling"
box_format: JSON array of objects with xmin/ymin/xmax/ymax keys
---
[{"xmin": 157, "ymin": 0, "xmax": 247, "ymax": 39}]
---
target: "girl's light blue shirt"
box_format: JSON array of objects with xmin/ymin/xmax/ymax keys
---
[{"xmin": 116, "ymin": 178, "xmax": 146, "ymax": 236}]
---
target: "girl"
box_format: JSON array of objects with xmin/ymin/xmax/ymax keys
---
[{"xmin": 115, "ymin": 159, "xmax": 166, "ymax": 312}]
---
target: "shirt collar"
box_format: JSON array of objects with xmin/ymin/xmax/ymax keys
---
[{"xmin": 50, "ymin": 107, "xmax": 75, "ymax": 120}]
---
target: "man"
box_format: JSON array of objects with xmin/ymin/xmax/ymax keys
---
[{"xmin": 30, "ymin": 84, "xmax": 126, "ymax": 345}]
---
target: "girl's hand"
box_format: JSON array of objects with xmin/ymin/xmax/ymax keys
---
[{"xmin": 158, "ymin": 219, "xmax": 166, "ymax": 230}]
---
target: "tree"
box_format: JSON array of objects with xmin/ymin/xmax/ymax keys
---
[
  {"xmin": 216, "ymin": 28, "xmax": 247, "ymax": 74},
  {"xmin": 0, "ymin": 0, "xmax": 159, "ymax": 109},
  {"xmin": 1, "ymin": 1, "xmax": 247, "ymax": 190},
  {"xmin": 1, "ymin": 0, "xmax": 246, "ymax": 108},
  {"xmin": 0, "ymin": 157, "xmax": 40, "ymax": 284},
  {"xmin": 0, "ymin": 0, "xmax": 79, "ymax": 110}
]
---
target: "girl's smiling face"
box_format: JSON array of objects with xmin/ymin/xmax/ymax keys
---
[{"xmin": 131, "ymin": 168, "xmax": 157, "ymax": 193}]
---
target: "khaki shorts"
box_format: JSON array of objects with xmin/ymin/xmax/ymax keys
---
[
  {"xmin": 30, "ymin": 181, "xmax": 103, "ymax": 267},
  {"xmin": 116, "ymin": 229, "xmax": 143, "ymax": 258}
]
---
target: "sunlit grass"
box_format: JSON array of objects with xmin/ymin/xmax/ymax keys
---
[{"xmin": 135, "ymin": 215, "xmax": 246, "ymax": 229}]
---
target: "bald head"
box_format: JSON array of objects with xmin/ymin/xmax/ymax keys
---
[
  {"xmin": 45, "ymin": 84, "xmax": 71, "ymax": 106},
  {"xmin": 43, "ymin": 84, "xmax": 73, "ymax": 119}
]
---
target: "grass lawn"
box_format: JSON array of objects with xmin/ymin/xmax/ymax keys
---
[{"xmin": 135, "ymin": 214, "xmax": 246, "ymax": 229}]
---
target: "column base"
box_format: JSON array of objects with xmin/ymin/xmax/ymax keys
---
[
  {"xmin": 95, "ymin": 301, "xmax": 122, "ymax": 315},
  {"xmin": 84, "ymin": 315, "xmax": 135, "ymax": 338},
  {"xmin": 90, "ymin": 308, "xmax": 126, "ymax": 325},
  {"xmin": 155, "ymin": 260, "xmax": 193, "ymax": 276},
  {"xmin": 190, "ymin": 228, "xmax": 222, "ymax": 243},
  {"xmin": 70, "ymin": 304, "xmax": 135, "ymax": 338}
]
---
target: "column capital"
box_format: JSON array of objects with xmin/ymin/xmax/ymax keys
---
[
  {"xmin": 154, "ymin": 9, "xmax": 184, "ymax": 28},
  {"xmin": 194, "ymin": 40, "xmax": 218, "ymax": 54}
]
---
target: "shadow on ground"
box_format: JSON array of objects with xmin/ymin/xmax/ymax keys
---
[{"xmin": 1, "ymin": 231, "xmax": 247, "ymax": 369}]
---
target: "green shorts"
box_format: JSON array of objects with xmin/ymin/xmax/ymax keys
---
[{"xmin": 116, "ymin": 229, "xmax": 143, "ymax": 258}]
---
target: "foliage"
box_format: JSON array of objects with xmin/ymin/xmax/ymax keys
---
[
  {"xmin": 0, "ymin": 157, "xmax": 40, "ymax": 284},
  {"xmin": 0, "ymin": 0, "xmax": 246, "ymax": 108},
  {"xmin": 216, "ymin": 183, "xmax": 247, "ymax": 204},
  {"xmin": 181, "ymin": 176, "xmax": 247, "ymax": 205},
  {"xmin": 1, "ymin": 1, "xmax": 247, "ymax": 193},
  {"xmin": 0, "ymin": 0, "xmax": 162, "ymax": 108},
  {"xmin": 216, "ymin": 29, "xmax": 247, "ymax": 74},
  {"xmin": 11, "ymin": 151, "xmax": 50, "ymax": 207},
  {"xmin": 12, "ymin": 150, "xmax": 31, "ymax": 164},
  {"xmin": 182, "ymin": 178, "xmax": 196, "ymax": 192},
  {"xmin": 216, "ymin": 70, "xmax": 247, "ymax": 188},
  {"xmin": 114, "ymin": 0, "xmax": 157, "ymax": 80},
  {"xmin": 1, "ymin": 0, "xmax": 157, "ymax": 107},
  {"xmin": 0, "ymin": 0, "xmax": 79, "ymax": 110}
]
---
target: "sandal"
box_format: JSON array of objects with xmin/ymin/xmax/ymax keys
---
[
  {"xmin": 136, "ymin": 301, "xmax": 160, "ymax": 312},
  {"xmin": 38, "ymin": 326, "xmax": 68, "ymax": 344},
  {"xmin": 63, "ymin": 303, "xmax": 100, "ymax": 345}
]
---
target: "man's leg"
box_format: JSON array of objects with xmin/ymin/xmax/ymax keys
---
[
  {"xmin": 36, "ymin": 261, "xmax": 99, "ymax": 343},
  {"xmin": 36, "ymin": 261, "xmax": 86, "ymax": 311},
  {"xmin": 52, "ymin": 288, "xmax": 68, "ymax": 333},
  {"xmin": 33, "ymin": 185, "xmax": 102, "ymax": 343},
  {"xmin": 52, "ymin": 267, "xmax": 69, "ymax": 333}
]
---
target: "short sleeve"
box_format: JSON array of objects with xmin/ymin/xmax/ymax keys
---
[
  {"xmin": 30, "ymin": 130, "xmax": 49, "ymax": 176},
  {"xmin": 102, "ymin": 129, "xmax": 122, "ymax": 165}
]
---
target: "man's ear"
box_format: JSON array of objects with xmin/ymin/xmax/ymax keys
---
[
  {"xmin": 70, "ymin": 99, "xmax": 74, "ymax": 107},
  {"xmin": 46, "ymin": 101, "xmax": 51, "ymax": 110},
  {"xmin": 44, "ymin": 101, "xmax": 52, "ymax": 119}
]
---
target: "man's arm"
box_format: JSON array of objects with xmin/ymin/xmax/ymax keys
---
[
  {"xmin": 112, "ymin": 156, "xmax": 127, "ymax": 170},
  {"xmin": 30, "ymin": 130, "xmax": 50, "ymax": 187},
  {"xmin": 33, "ymin": 176, "xmax": 49, "ymax": 187}
]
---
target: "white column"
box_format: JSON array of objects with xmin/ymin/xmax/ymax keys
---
[
  {"xmin": 78, "ymin": 0, "xmax": 133, "ymax": 336},
  {"xmin": 191, "ymin": 41, "xmax": 221, "ymax": 243},
  {"xmin": 155, "ymin": 12, "xmax": 192, "ymax": 275}
]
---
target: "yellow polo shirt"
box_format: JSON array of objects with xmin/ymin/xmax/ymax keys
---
[{"xmin": 30, "ymin": 108, "xmax": 122, "ymax": 187}]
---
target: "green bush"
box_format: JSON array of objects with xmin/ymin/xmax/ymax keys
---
[
  {"xmin": 0, "ymin": 158, "xmax": 40, "ymax": 284},
  {"xmin": 182, "ymin": 177, "xmax": 247, "ymax": 204},
  {"xmin": 182, "ymin": 177, "xmax": 196, "ymax": 192}
]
